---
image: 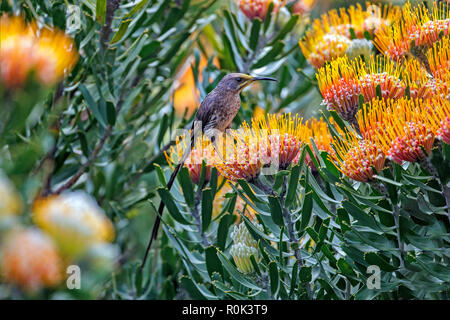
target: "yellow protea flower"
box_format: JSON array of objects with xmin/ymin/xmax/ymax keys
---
[
  {"xmin": 355, "ymin": 55, "xmax": 405, "ymax": 102},
  {"xmin": 0, "ymin": 15, "xmax": 78, "ymax": 88},
  {"xmin": 331, "ymin": 127, "xmax": 385, "ymax": 182},
  {"xmin": 238, "ymin": 0, "xmax": 285, "ymax": 21},
  {"xmin": 364, "ymin": 98, "xmax": 435, "ymax": 164},
  {"xmin": 230, "ymin": 222, "xmax": 262, "ymax": 274},
  {"xmin": 165, "ymin": 132, "xmax": 217, "ymax": 185},
  {"xmin": 1, "ymin": 228, "xmax": 63, "ymax": 291},
  {"xmin": 300, "ymin": 21, "xmax": 352, "ymax": 69},
  {"xmin": 317, "ymin": 55, "xmax": 407, "ymax": 123},
  {"xmin": 213, "ymin": 125, "xmax": 263, "ymax": 182},
  {"xmin": 428, "ymin": 96, "xmax": 450, "ymax": 145},
  {"xmin": 252, "ymin": 113, "xmax": 307, "ymax": 169},
  {"xmin": 0, "ymin": 172, "xmax": 22, "ymax": 218},
  {"xmin": 374, "ymin": 1, "xmax": 450, "ymax": 62},
  {"xmin": 299, "ymin": 3, "xmax": 399, "ymax": 68},
  {"xmin": 32, "ymin": 192, "xmax": 115, "ymax": 258},
  {"xmin": 316, "ymin": 56, "xmax": 360, "ymax": 122},
  {"xmin": 426, "ymin": 37, "xmax": 450, "ymax": 98}
]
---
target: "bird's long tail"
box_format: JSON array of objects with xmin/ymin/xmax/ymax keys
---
[{"xmin": 141, "ymin": 134, "xmax": 195, "ymax": 269}]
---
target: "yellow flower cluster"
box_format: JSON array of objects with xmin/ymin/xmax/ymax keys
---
[
  {"xmin": 299, "ymin": 2, "xmax": 399, "ymax": 68},
  {"xmin": 0, "ymin": 15, "xmax": 78, "ymax": 88}
]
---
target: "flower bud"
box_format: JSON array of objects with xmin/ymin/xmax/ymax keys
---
[{"xmin": 230, "ymin": 222, "xmax": 262, "ymax": 273}]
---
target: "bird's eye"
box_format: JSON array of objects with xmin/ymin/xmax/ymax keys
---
[{"xmin": 236, "ymin": 77, "xmax": 242, "ymax": 82}]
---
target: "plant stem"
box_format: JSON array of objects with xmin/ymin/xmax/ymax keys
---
[{"xmin": 253, "ymin": 176, "xmax": 312, "ymax": 299}]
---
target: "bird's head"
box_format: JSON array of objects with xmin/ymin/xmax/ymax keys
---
[{"xmin": 218, "ymin": 73, "xmax": 277, "ymax": 93}]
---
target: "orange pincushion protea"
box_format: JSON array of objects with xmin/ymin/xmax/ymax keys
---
[
  {"xmin": 238, "ymin": 0, "xmax": 284, "ymax": 20},
  {"xmin": 165, "ymin": 132, "xmax": 217, "ymax": 185},
  {"xmin": 0, "ymin": 15, "xmax": 78, "ymax": 88},
  {"xmin": 367, "ymin": 98, "xmax": 435, "ymax": 164},
  {"xmin": 214, "ymin": 125, "xmax": 263, "ymax": 182},
  {"xmin": 252, "ymin": 113, "xmax": 307, "ymax": 169},
  {"xmin": 428, "ymin": 97, "xmax": 450, "ymax": 145},
  {"xmin": 1, "ymin": 228, "xmax": 63, "ymax": 291},
  {"xmin": 316, "ymin": 56, "xmax": 360, "ymax": 122},
  {"xmin": 332, "ymin": 129, "xmax": 385, "ymax": 182},
  {"xmin": 355, "ymin": 55, "xmax": 405, "ymax": 102},
  {"xmin": 374, "ymin": 2, "xmax": 450, "ymax": 62}
]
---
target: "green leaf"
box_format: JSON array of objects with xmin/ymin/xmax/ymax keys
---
[
  {"xmin": 180, "ymin": 276, "xmax": 206, "ymax": 300},
  {"xmin": 249, "ymin": 255, "xmax": 261, "ymax": 276},
  {"xmin": 269, "ymin": 14, "xmax": 299, "ymax": 44},
  {"xmin": 301, "ymin": 189, "xmax": 313, "ymax": 230},
  {"xmin": 217, "ymin": 251, "xmax": 262, "ymax": 290},
  {"xmin": 110, "ymin": 19, "xmax": 132, "ymax": 44},
  {"xmin": 268, "ymin": 262, "xmax": 279, "ymax": 296},
  {"xmin": 337, "ymin": 258, "xmax": 357, "ymax": 277},
  {"xmin": 253, "ymin": 42, "xmax": 285, "ymax": 68},
  {"xmin": 376, "ymin": 84, "xmax": 382, "ymax": 99},
  {"xmin": 205, "ymin": 246, "xmax": 223, "ymax": 279},
  {"xmin": 268, "ymin": 196, "xmax": 284, "ymax": 227},
  {"xmin": 364, "ymin": 252, "xmax": 397, "ymax": 272},
  {"xmin": 156, "ymin": 187, "xmax": 190, "ymax": 225},
  {"xmin": 299, "ymin": 266, "xmax": 312, "ymax": 283},
  {"xmin": 238, "ymin": 179, "xmax": 262, "ymax": 203},
  {"xmin": 178, "ymin": 167, "xmax": 194, "ymax": 208},
  {"xmin": 249, "ymin": 18, "xmax": 262, "ymax": 50},
  {"xmin": 202, "ymin": 188, "xmax": 213, "ymax": 232},
  {"xmin": 154, "ymin": 163, "xmax": 167, "ymax": 186},
  {"xmin": 106, "ymin": 101, "xmax": 116, "ymax": 126},
  {"xmin": 305, "ymin": 227, "xmax": 319, "ymax": 242},
  {"xmin": 217, "ymin": 214, "xmax": 233, "ymax": 250},
  {"xmin": 289, "ymin": 261, "xmax": 299, "ymax": 298},
  {"xmin": 342, "ymin": 200, "xmax": 381, "ymax": 231},
  {"xmin": 96, "ymin": 0, "xmax": 107, "ymax": 25},
  {"xmin": 79, "ymin": 84, "xmax": 107, "ymax": 128},
  {"xmin": 209, "ymin": 167, "xmax": 218, "ymax": 196},
  {"xmin": 285, "ymin": 164, "xmax": 300, "ymax": 206},
  {"xmin": 373, "ymin": 175, "xmax": 402, "ymax": 187}
]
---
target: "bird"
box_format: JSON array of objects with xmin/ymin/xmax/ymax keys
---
[{"xmin": 141, "ymin": 73, "xmax": 277, "ymax": 268}]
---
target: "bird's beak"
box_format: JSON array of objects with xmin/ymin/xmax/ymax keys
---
[{"xmin": 251, "ymin": 76, "xmax": 278, "ymax": 82}]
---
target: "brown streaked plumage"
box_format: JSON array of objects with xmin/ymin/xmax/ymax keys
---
[{"xmin": 141, "ymin": 73, "xmax": 277, "ymax": 268}]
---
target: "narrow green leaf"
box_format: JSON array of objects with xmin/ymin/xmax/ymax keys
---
[
  {"xmin": 286, "ymin": 164, "xmax": 301, "ymax": 206},
  {"xmin": 268, "ymin": 196, "xmax": 284, "ymax": 227},
  {"xmin": 301, "ymin": 189, "xmax": 313, "ymax": 230},
  {"xmin": 205, "ymin": 246, "xmax": 223, "ymax": 279},
  {"xmin": 178, "ymin": 167, "xmax": 195, "ymax": 207},
  {"xmin": 268, "ymin": 262, "xmax": 279, "ymax": 296},
  {"xmin": 110, "ymin": 19, "xmax": 132, "ymax": 44},
  {"xmin": 364, "ymin": 252, "xmax": 397, "ymax": 272},
  {"xmin": 202, "ymin": 188, "xmax": 213, "ymax": 232},
  {"xmin": 156, "ymin": 187, "xmax": 190, "ymax": 225},
  {"xmin": 299, "ymin": 266, "xmax": 312, "ymax": 282},
  {"xmin": 96, "ymin": 0, "xmax": 107, "ymax": 25},
  {"xmin": 249, "ymin": 18, "xmax": 262, "ymax": 50}
]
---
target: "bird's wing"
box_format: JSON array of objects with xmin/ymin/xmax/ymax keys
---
[{"xmin": 194, "ymin": 93, "xmax": 216, "ymax": 132}]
